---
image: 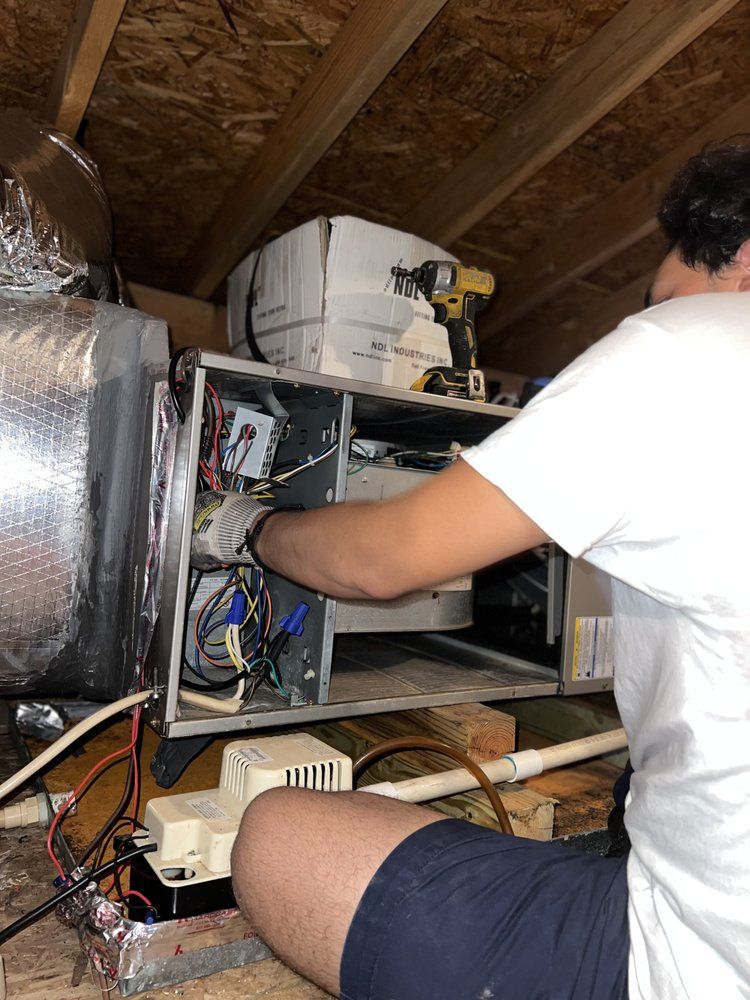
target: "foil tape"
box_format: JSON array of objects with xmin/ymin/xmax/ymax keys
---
[
  {"xmin": 0, "ymin": 112, "xmax": 113, "ymax": 299},
  {"xmin": 136, "ymin": 384, "xmax": 178, "ymax": 672}
]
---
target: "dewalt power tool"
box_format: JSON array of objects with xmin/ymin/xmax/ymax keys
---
[{"xmin": 391, "ymin": 260, "xmax": 495, "ymax": 401}]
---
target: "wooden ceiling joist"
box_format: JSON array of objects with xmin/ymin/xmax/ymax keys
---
[
  {"xmin": 400, "ymin": 0, "xmax": 740, "ymax": 248},
  {"xmin": 186, "ymin": 0, "xmax": 450, "ymax": 300},
  {"xmin": 44, "ymin": 0, "xmax": 128, "ymax": 138},
  {"xmin": 483, "ymin": 92, "xmax": 750, "ymax": 342}
]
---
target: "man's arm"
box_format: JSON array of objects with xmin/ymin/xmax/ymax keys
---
[{"xmin": 255, "ymin": 457, "xmax": 548, "ymax": 600}]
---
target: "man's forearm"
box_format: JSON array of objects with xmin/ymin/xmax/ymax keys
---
[
  {"xmin": 252, "ymin": 459, "xmax": 549, "ymax": 601},
  {"xmin": 254, "ymin": 502, "xmax": 392, "ymax": 600}
]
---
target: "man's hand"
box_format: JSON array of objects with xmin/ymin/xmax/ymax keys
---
[
  {"xmin": 191, "ymin": 490, "xmax": 271, "ymax": 571},
  {"xmin": 255, "ymin": 458, "xmax": 548, "ymax": 600}
]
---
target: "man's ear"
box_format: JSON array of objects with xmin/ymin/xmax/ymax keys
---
[{"xmin": 735, "ymin": 239, "xmax": 750, "ymax": 290}]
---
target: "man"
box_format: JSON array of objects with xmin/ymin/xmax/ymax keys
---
[{"xmin": 230, "ymin": 143, "xmax": 750, "ymax": 999}]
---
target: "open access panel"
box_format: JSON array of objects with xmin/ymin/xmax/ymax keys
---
[{"xmin": 147, "ymin": 353, "xmax": 611, "ymax": 739}]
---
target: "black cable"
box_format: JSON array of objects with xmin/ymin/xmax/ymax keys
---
[
  {"xmin": 168, "ymin": 347, "xmax": 192, "ymax": 424},
  {"xmin": 94, "ymin": 817, "xmax": 148, "ymax": 871},
  {"xmin": 78, "ymin": 753, "xmax": 135, "ymax": 867},
  {"xmin": 0, "ymin": 844, "xmax": 156, "ymax": 946},
  {"xmin": 181, "ymin": 658, "xmax": 251, "ymax": 691},
  {"xmin": 244, "ymin": 239, "xmax": 270, "ymax": 363}
]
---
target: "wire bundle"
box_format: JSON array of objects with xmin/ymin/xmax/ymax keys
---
[{"xmin": 187, "ymin": 565, "xmax": 290, "ymax": 702}]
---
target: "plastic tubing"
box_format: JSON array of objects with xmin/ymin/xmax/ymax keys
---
[
  {"xmin": 0, "ymin": 690, "xmax": 153, "ymax": 806},
  {"xmin": 179, "ymin": 689, "xmax": 244, "ymax": 714},
  {"xmin": 361, "ymin": 728, "xmax": 627, "ymax": 805},
  {"xmin": 354, "ymin": 736, "xmax": 514, "ymax": 835}
]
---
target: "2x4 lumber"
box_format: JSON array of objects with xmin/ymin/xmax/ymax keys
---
[
  {"xmin": 44, "ymin": 0, "xmax": 128, "ymax": 137},
  {"xmin": 400, "ymin": 0, "xmax": 739, "ymax": 248},
  {"xmin": 186, "ymin": 0, "xmax": 450, "ymax": 300},
  {"xmin": 128, "ymin": 282, "xmax": 228, "ymax": 354},
  {"xmin": 484, "ymin": 93, "xmax": 750, "ymax": 341},
  {"xmin": 310, "ymin": 708, "xmax": 556, "ymax": 839}
]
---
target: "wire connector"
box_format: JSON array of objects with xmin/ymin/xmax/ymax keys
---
[
  {"xmin": 279, "ymin": 602, "xmax": 310, "ymax": 636},
  {"xmin": 225, "ymin": 591, "xmax": 247, "ymax": 626}
]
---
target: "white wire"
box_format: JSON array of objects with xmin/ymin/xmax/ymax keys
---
[{"xmin": 0, "ymin": 690, "xmax": 153, "ymax": 805}]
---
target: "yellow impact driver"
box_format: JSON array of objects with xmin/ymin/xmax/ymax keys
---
[{"xmin": 391, "ymin": 260, "xmax": 495, "ymax": 401}]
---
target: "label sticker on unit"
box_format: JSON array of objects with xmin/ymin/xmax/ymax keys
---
[
  {"xmin": 572, "ymin": 616, "xmax": 614, "ymax": 681},
  {"xmin": 238, "ymin": 747, "xmax": 273, "ymax": 764},
  {"xmin": 186, "ymin": 797, "xmax": 230, "ymax": 820}
]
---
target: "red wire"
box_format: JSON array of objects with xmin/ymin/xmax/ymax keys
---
[
  {"xmin": 204, "ymin": 382, "xmax": 224, "ymax": 479},
  {"xmin": 121, "ymin": 889, "xmax": 152, "ymax": 908},
  {"xmin": 46, "ymin": 707, "xmax": 143, "ymax": 880}
]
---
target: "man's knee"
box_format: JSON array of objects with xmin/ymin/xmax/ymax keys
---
[{"xmin": 231, "ymin": 786, "xmax": 305, "ymax": 913}]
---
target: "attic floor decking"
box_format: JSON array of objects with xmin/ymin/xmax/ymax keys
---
[
  {"xmin": 0, "ymin": 710, "xmax": 326, "ymax": 999},
  {"xmin": 0, "ymin": 706, "xmax": 620, "ymax": 999}
]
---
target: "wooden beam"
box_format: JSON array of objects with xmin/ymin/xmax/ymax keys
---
[
  {"xmin": 186, "ymin": 0, "xmax": 449, "ymax": 300},
  {"xmin": 483, "ymin": 93, "xmax": 750, "ymax": 341},
  {"xmin": 128, "ymin": 282, "xmax": 227, "ymax": 354},
  {"xmin": 309, "ymin": 705, "xmax": 558, "ymax": 840},
  {"xmin": 492, "ymin": 271, "xmax": 653, "ymax": 376},
  {"xmin": 44, "ymin": 0, "xmax": 127, "ymax": 137},
  {"xmin": 400, "ymin": 0, "xmax": 739, "ymax": 247}
]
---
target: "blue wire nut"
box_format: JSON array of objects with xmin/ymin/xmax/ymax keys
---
[
  {"xmin": 225, "ymin": 590, "xmax": 247, "ymax": 626},
  {"xmin": 279, "ymin": 601, "xmax": 310, "ymax": 636}
]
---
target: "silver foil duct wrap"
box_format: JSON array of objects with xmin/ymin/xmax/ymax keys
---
[
  {"xmin": 0, "ymin": 113, "xmax": 114, "ymax": 299},
  {"xmin": 0, "ymin": 292, "xmax": 169, "ymax": 697}
]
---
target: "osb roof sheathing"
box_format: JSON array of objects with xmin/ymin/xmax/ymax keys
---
[{"xmin": 1, "ymin": 0, "xmax": 749, "ymax": 376}]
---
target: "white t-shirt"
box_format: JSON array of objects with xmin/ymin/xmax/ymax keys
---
[{"xmin": 462, "ymin": 292, "xmax": 750, "ymax": 999}]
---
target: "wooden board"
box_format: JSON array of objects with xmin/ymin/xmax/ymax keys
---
[
  {"xmin": 4, "ymin": 696, "xmax": 624, "ymax": 997},
  {"xmin": 399, "ymin": 0, "xmax": 739, "ymax": 245},
  {"xmin": 483, "ymin": 90, "xmax": 750, "ymax": 340},
  {"xmin": 308, "ymin": 705, "xmax": 557, "ymax": 840},
  {"xmin": 44, "ymin": 0, "xmax": 127, "ymax": 137},
  {"xmin": 128, "ymin": 282, "xmax": 228, "ymax": 354},
  {"xmin": 186, "ymin": 0, "xmax": 450, "ymax": 298}
]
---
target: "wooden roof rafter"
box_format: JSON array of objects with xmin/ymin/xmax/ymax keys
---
[
  {"xmin": 44, "ymin": 0, "xmax": 128, "ymax": 137},
  {"xmin": 482, "ymin": 92, "xmax": 750, "ymax": 343},
  {"xmin": 185, "ymin": 0, "xmax": 451, "ymax": 300},
  {"xmin": 399, "ymin": 0, "xmax": 741, "ymax": 248}
]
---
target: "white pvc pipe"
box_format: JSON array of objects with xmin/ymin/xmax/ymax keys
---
[{"xmin": 360, "ymin": 728, "xmax": 628, "ymax": 804}]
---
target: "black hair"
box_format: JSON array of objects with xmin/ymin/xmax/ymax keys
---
[{"xmin": 658, "ymin": 138, "xmax": 750, "ymax": 273}]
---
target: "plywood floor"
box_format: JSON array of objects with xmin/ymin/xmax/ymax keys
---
[{"xmin": 1, "ymin": 710, "xmax": 621, "ymax": 998}]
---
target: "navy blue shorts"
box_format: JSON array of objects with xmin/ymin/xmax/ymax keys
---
[{"xmin": 340, "ymin": 819, "xmax": 628, "ymax": 1000}]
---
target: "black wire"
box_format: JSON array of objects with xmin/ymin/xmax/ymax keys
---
[
  {"xmin": 94, "ymin": 817, "xmax": 148, "ymax": 871},
  {"xmin": 168, "ymin": 347, "xmax": 192, "ymax": 424},
  {"xmin": 78, "ymin": 753, "xmax": 135, "ymax": 867},
  {"xmin": 181, "ymin": 658, "xmax": 252, "ymax": 691},
  {"xmin": 245, "ymin": 239, "xmax": 270, "ymax": 364},
  {"xmin": 0, "ymin": 844, "xmax": 156, "ymax": 946}
]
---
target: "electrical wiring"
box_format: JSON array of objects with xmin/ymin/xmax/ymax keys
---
[
  {"xmin": 168, "ymin": 348, "xmax": 191, "ymax": 424},
  {"xmin": 0, "ymin": 843, "xmax": 156, "ymax": 947},
  {"xmin": 0, "ymin": 691, "xmax": 153, "ymax": 806},
  {"xmin": 46, "ymin": 707, "xmax": 143, "ymax": 879},
  {"xmin": 183, "ymin": 380, "xmax": 338, "ymax": 708},
  {"xmin": 353, "ymin": 736, "xmax": 514, "ymax": 836}
]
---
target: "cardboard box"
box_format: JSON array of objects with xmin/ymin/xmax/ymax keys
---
[{"xmin": 227, "ymin": 216, "xmax": 455, "ymax": 389}]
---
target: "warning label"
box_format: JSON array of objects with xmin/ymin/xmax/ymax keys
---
[
  {"xmin": 238, "ymin": 746, "xmax": 273, "ymax": 764},
  {"xmin": 186, "ymin": 797, "xmax": 230, "ymax": 821},
  {"xmin": 572, "ymin": 616, "xmax": 614, "ymax": 681}
]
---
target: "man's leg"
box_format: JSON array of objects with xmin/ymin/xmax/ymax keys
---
[{"xmin": 231, "ymin": 787, "xmax": 443, "ymax": 996}]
